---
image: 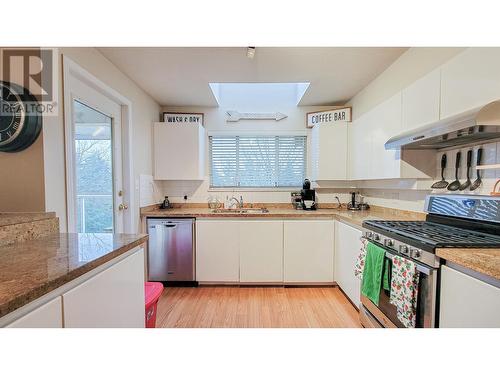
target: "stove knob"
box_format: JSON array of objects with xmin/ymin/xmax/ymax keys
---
[
  {"xmin": 399, "ymin": 245, "xmax": 409, "ymax": 255},
  {"xmin": 366, "ymin": 231, "xmax": 373, "ymax": 239},
  {"xmin": 412, "ymin": 249, "xmax": 422, "ymax": 259},
  {"xmin": 384, "ymin": 239, "xmax": 394, "ymax": 247},
  {"xmin": 373, "ymin": 234, "xmax": 380, "ymax": 241}
]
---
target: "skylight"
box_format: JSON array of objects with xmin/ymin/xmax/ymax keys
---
[{"xmin": 209, "ymin": 82, "xmax": 310, "ymax": 107}]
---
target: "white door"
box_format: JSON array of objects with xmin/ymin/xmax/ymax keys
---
[
  {"xmin": 284, "ymin": 220, "xmax": 334, "ymax": 283},
  {"xmin": 239, "ymin": 221, "xmax": 283, "ymax": 283},
  {"xmin": 196, "ymin": 220, "xmax": 240, "ymax": 282},
  {"xmin": 62, "ymin": 249, "xmax": 145, "ymax": 328},
  {"xmin": 334, "ymin": 221, "xmax": 362, "ymax": 307},
  {"xmin": 64, "ymin": 68, "xmax": 127, "ymax": 233}
]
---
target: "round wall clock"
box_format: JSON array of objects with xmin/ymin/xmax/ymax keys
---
[{"xmin": 0, "ymin": 80, "xmax": 43, "ymax": 153}]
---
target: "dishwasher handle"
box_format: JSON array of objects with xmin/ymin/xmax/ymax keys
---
[{"xmin": 164, "ymin": 224, "xmax": 177, "ymax": 228}]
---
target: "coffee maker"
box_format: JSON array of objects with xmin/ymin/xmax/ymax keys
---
[{"xmin": 300, "ymin": 179, "xmax": 317, "ymax": 210}]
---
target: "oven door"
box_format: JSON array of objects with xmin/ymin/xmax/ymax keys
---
[{"xmin": 361, "ymin": 241, "xmax": 438, "ymax": 328}]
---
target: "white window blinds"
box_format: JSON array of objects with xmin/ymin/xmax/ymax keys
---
[{"xmin": 209, "ymin": 135, "xmax": 306, "ymax": 188}]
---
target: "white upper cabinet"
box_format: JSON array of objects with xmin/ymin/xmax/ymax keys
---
[
  {"xmin": 311, "ymin": 122, "xmax": 348, "ymax": 181},
  {"xmin": 370, "ymin": 92, "xmax": 403, "ymax": 179},
  {"xmin": 402, "ymin": 69, "xmax": 441, "ymax": 131},
  {"xmin": 153, "ymin": 122, "xmax": 206, "ymax": 180},
  {"xmin": 348, "ymin": 113, "xmax": 372, "ymax": 180},
  {"xmin": 441, "ymin": 48, "xmax": 500, "ymax": 118}
]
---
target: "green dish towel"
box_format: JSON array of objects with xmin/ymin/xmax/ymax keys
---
[{"xmin": 361, "ymin": 242, "xmax": 386, "ymax": 306}]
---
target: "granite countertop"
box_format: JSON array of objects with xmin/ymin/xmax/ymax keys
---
[
  {"xmin": 0, "ymin": 232, "xmax": 148, "ymax": 319},
  {"xmin": 436, "ymin": 248, "xmax": 500, "ymax": 280},
  {"xmin": 0, "ymin": 212, "xmax": 56, "ymax": 227},
  {"xmin": 141, "ymin": 206, "xmax": 425, "ymax": 228}
]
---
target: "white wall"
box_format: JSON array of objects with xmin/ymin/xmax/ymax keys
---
[
  {"xmin": 155, "ymin": 93, "xmax": 352, "ymax": 205},
  {"xmin": 43, "ymin": 48, "xmax": 160, "ymax": 231}
]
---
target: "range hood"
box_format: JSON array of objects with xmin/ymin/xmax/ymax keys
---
[{"xmin": 385, "ymin": 101, "xmax": 500, "ymax": 150}]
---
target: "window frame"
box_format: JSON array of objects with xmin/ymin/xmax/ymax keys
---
[{"xmin": 208, "ymin": 132, "xmax": 307, "ymax": 190}]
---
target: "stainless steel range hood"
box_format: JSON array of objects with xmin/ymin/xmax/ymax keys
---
[{"xmin": 385, "ymin": 101, "xmax": 500, "ymax": 150}]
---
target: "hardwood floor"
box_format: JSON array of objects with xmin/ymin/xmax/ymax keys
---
[{"xmin": 156, "ymin": 286, "xmax": 362, "ymax": 328}]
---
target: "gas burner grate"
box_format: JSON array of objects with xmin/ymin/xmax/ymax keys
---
[{"xmin": 365, "ymin": 220, "xmax": 500, "ymax": 248}]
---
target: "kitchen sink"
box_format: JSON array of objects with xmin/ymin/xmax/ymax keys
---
[{"xmin": 210, "ymin": 208, "xmax": 269, "ymax": 214}]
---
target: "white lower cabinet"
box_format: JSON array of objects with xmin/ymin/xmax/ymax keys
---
[
  {"xmin": 63, "ymin": 249, "xmax": 145, "ymax": 328},
  {"xmin": 334, "ymin": 221, "xmax": 362, "ymax": 307},
  {"xmin": 284, "ymin": 220, "xmax": 334, "ymax": 283},
  {"xmin": 196, "ymin": 220, "xmax": 240, "ymax": 282},
  {"xmin": 439, "ymin": 265, "xmax": 500, "ymax": 328},
  {"xmin": 7, "ymin": 297, "xmax": 63, "ymax": 328},
  {"xmin": 239, "ymin": 221, "xmax": 283, "ymax": 283}
]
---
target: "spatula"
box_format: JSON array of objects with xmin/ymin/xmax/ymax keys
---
[
  {"xmin": 431, "ymin": 154, "xmax": 449, "ymax": 189},
  {"xmin": 470, "ymin": 148, "xmax": 483, "ymax": 191},
  {"xmin": 447, "ymin": 151, "xmax": 462, "ymax": 191},
  {"xmin": 459, "ymin": 150, "xmax": 473, "ymax": 190}
]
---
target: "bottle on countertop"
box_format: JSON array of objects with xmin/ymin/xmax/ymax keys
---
[{"xmin": 160, "ymin": 196, "xmax": 171, "ymax": 209}]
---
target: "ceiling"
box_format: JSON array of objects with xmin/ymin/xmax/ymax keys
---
[{"xmin": 98, "ymin": 47, "xmax": 408, "ymax": 107}]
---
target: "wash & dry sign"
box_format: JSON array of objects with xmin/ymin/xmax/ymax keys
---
[{"xmin": 163, "ymin": 112, "xmax": 203, "ymax": 125}]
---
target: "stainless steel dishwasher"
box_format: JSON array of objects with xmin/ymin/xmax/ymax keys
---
[{"xmin": 147, "ymin": 218, "xmax": 195, "ymax": 282}]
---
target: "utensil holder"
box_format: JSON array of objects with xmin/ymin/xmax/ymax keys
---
[{"xmin": 491, "ymin": 179, "xmax": 500, "ymax": 196}]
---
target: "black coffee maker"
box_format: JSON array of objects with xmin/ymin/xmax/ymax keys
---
[{"xmin": 300, "ymin": 179, "xmax": 317, "ymax": 210}]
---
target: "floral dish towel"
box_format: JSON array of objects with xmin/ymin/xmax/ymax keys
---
[
  {"xmin": 354, "ymin": 237, "xmax": 368, "ymax": 280},
  {"xmin": 389, "ymin": 255, "xmax": 420, "ymax": 328}
]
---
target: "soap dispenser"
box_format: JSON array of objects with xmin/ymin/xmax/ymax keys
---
[{"xmin": 160, "ymin": 196, "xmax": 171, "ymax": 209}]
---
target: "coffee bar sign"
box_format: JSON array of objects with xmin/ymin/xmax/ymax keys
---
[
  {"xmin": 306, "ymin": 107, "xmax": 351, "ymax": 128},
  {"xmin": 163, "ymin": 112, "xmax": 204, "ymax": 125}
]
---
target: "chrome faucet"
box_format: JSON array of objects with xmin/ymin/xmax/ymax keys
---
[{"xmin": 229, "ymin": 196, "xmax": 244, "ymax": 209}]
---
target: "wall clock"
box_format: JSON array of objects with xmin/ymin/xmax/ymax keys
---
[{"xmin": 0, "ymin": 80, "xmax": 43, "ymax": 152}]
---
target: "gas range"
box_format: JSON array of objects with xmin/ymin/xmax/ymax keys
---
[
  {"xmin": 362, "ymin": 195, "xmax": 500, "ymax": 268},
  {"xmin": 359, "ymin": 194, "xmax": 500, "ymax": 328}
]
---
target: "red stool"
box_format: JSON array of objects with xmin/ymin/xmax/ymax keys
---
[{"xmin": 145, "ymin": 282, "xmax": 164, "ymax": 328}]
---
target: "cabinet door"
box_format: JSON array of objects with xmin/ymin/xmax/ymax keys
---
[
  {"xmin": 7, "ymin": 297, "xmax": 63, "ymax": 328},
  {"xmin": 63, "ymin": 249, "xmax": 145, "ymax": 328},
  {"xmin": 239, "ymin": 221, "xmax": 283, "ymax": 283},
  {"xmin": 284, "ymin": 220, "xmax": 334, "ymax": 283},
  {"xmin": 348, "ymin": 114, "xmax": 372, "ymax": 180},
  {"xmin": 440, "ymin": 265, "xmax": 500, "ymax": 328},
  {"xmin": 441, "ymin": 48, "xmax": 500, "ymax": 118},
  {"xmin": 153, "ymin": 123, "xmax": 205, "ymax": 180},
  {"xmin": 402, "ymin": 69, "xmax": 441, "ymax": 131},
  {"xmin": 196, "ymin": 220, "xmax": 240, "ymax": 282},
  {"xmin": 370, "ymin": 92, "xmax": 402, "ymax": 179},
  {"xmin": 312, "ymin": 123, "xmax": 348, "ymax": 181},
  {"xmin": 334, "ymin": 221, "xmax": 362, "ymax": 307}
]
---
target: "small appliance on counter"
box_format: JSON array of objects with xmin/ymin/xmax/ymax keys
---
[
  {"xmin": 300, "ymin": 179, "xmax": 317, "ymax": 210},
  {"xmin": 291, "ymin": 191, "xmax": 302, "ymax": 210},
  {"xmin": 159, "ymin": 196, "xmax": 171, "ymax": 209},
  {"xmin": 347, "ymin": 191, "xmax": 369, "ymax": 211}
]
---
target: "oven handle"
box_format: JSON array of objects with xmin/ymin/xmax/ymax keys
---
[{"xmin": 361, "ymin": 237, "xmax": 434, "ymax": 276}]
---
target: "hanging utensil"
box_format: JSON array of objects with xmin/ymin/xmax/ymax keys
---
[
  {"xmin": 431, "ymin": 154, "xmax": 449, "ymax": 189},
  {"xmin": 459, "ymin": 150, "xmax": 473, "ymax": 190},
  {"xmin": 470, "ymin": 148, "xmax": 483, "ymax": 191},
  {"xmin": 447, "ymin": 151, "xmax": 462, "ymax": 191}
]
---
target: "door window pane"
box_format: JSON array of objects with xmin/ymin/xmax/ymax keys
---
[{"xmin": 74, "ymin": 100, "xmax": 114, "ymax": 233}]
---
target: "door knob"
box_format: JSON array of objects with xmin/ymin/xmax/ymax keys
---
[{"xmin": 118, "ymin": 203, "xmax": 128, "ymax": 210}]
